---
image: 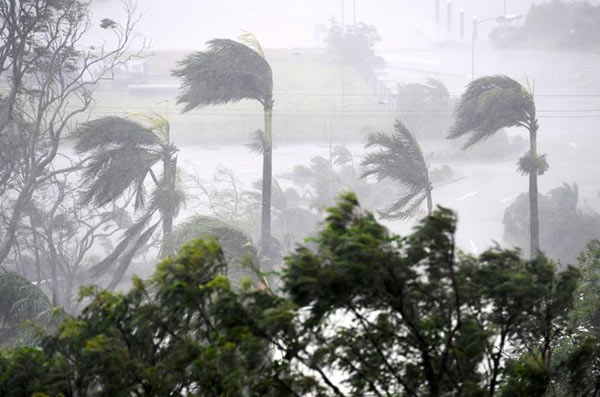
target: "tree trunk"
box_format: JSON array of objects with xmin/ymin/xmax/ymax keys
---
[
  {"xmin": 426, "ymin": 185, "xmax": 433, "ymax": 216},
  {"xmin": 261, "ymin": 104, "xmax": 273, "ymax": 260},
  {"xmin": 529, "ymin": 125, "xmax": 540, "ymax": 258},
  {"xmin": 161, "ymin": 155, "xmax": 176, "ymax": 235}
]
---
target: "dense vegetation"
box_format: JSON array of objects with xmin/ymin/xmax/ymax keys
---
[
  {"xmin": 490, "ymin": 0, "xmax": 600, "ymax": 51},
  {"xmin": 1, "ymin": 1, "xmax": 599, "ymax": 395},
  {"xmin": 2, "ymin": 194, "xmax": 600, "ymax": 396}
]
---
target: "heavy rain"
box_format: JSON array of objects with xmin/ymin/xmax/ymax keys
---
[{"xmin": 2, "ymin": 0, "xmax": 600, "ymax": 395}]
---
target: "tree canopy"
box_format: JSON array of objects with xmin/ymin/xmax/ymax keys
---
[{"xmin": 2, "ymin": 194, "xmax": 597, "ymax": 396}]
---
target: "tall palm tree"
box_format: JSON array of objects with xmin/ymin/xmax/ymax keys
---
[
  {"xmin": 449, "ymin": 75, "xmax": 545, "ymax": 258},
  {"xmin": 74, "ymin": 115, "xmax": 185, "ymax": 288},
  {"xmin": 361, "ymin": 120, "xmax": 433, "ymax": 220},
  {"xmin": 172, "ymin": 35, "xmax": 274, "ymax": 257}
]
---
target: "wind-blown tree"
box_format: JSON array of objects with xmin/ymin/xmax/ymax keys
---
[
  {"xmin": 361, "ymin": 120, "xmax": 433, "ymax": 219},
  {"xmin": 0, "ymin": 0, "xmax": 141, "ymax": 267},
  {"xmin": 0, "ymin": 194, "xmax": 583, "ymax": 396},
  {"xmin": 0, "ymin": 272, "xmax": 51, "ymax": 346},
  {"xmin": 73, "ymin": 115, "xmax": 185, "ymax": 289},
  {"xmin": 172, "ymin": 35, "xmax": 274, "ymax": 257},
  {"xmin": 449, "ymin": 75, "xmax": 545, "ymax": 258}
]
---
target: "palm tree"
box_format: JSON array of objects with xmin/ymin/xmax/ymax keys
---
[
  {"xmin": 74, "ymin": 114, "xmax": 183, "ymax": 235},
  {"xmin": 449, "ymin": 75, "xmax": 545, "ymax": 258},
  {"xmin": 0, "ymin": 271, "xmax": 51, "ymax": 346},
  {"xmin": 361, "ymin": 120, "xmax": 433, "ymax": 220},
  {"xmin": 172, "ymin": 35, "xmax": 274, "ymax": 257},
  {"xmin": 74, "ymin": 115, "xmax": 185, "ymax": 288}
]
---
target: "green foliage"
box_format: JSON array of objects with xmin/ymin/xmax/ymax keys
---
[
  {"xmin": 503, "ymin": 183, "xmax": 600, "ymax": 263},
  {"xmin": 0, "ymin": 194, "xmax": 591, "ymax": 396},
  {"xmin": 517, "ymin": 152, "xmax": 549, "ymax": 176},
  {"xmin": 160, "ymin": 215, "xmax": 258, "ymax": 286},
  {"xmin": 362, "ymin": 120, "xmax": 432, "ymax": 219}
]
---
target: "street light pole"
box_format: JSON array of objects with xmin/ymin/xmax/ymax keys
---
[
  {"xmin": 471, "ymin": 17, "xmax": 477, "ymax": 80},
  {"xmin": 471, "ymin": 16, "xmax": 506, "ymax": 80}
]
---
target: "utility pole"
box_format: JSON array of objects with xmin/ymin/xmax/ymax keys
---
[
  {"xmin": 460, "ymin": 9, "xmax": 465, "ymax": 40},
  {"xmin": 341, "ymin": 0, "xmax": 345, "ymax": 32},
  {"xmin": 447, "ymin": 0, "xmax": 452, "ymax": 37}
]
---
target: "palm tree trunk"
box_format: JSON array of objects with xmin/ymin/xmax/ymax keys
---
[
  {"xmin": 162, "ymin": 155, "xmax": 176, "ymax": 235},
  {"xmin": 426, "ymin": 186, "xmax": 433, "ymax": 216},
  {"xmin": 261, "ymin": 104, "xmax": 273, "ymax": 259},
  {"xmin": 529, "ymin": 125, "xmax": 540, "ymax": 258}
]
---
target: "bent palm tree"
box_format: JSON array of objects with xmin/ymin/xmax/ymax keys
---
[
  {"xmin": 449, "ymin": 75, "xmax": 545, "ymax": 258},
  {"xmin": 74, "ymin": 115, "xmax": 185, "ymax": 288},
  {"xmin": 172, "ymin": 36, "xmax": 274, "ymax": 257},
  {"xmin": 361, "ymin": 120, "xmax": 432, "ymax": 219}
]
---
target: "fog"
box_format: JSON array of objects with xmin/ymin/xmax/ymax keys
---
[
  {"xmin": 6, "ymin": 0, "xmax": 600, "ymax": 392},
  {"xmin": 84, "ymin": 0, "xmax": 600, "ymax": 260},
  {"xmin": 4, "ymin": 0, "xmax": 600, "ymax": 314}
]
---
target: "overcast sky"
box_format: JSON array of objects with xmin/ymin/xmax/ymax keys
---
[{"xmin": 90, "ymin": 0, "xmax": 559, "ymax": 50}]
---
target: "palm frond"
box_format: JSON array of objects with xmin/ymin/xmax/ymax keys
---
[
  {"xmin": 333, "ymin": 146, "xmax": 353, "ymax": 168},
  {"xmin": 173, "ymin": 39, "xmax": 273, "ymax": 111},
  {"xmin": 80, "ymin": 146, "xmax": 161, "ymax": 209},
  {"xmin": 75, "ymin": 116, "xmax": 165, "ymax": 209},
  {"xmin": 449, "ymin": 75, "xmax": 534, "ymax": 148},
  {"xmin": 87, "ymin": 210, "xmax": 156, "ymax": 278},
  {"xmin": 0, "ymin": 272, "xmax": 51, "ymax": 343},
  {"xmin": 246, "ymin": 129, "xmax": 265, "ymax": 155},
  {"xmin": 127, "ymin": 112, "xmax": 170, "ymax": 144},
  {"xmin": 361, "ymin": 120, "xmax": 431, "ymax": 220},
  {"xmin": 107, "ymin": 220, "xmax": 161, "ymax": 290},
  {"xmin": 238, "ymin": 31, "xmax": 265, "ymax": 58},
  {"xmin": 362, "ymin": 120, "xmax": 429, "ymax": 190},
  {"xmin": 73, "ymin": 116, "xmax": 161, "ymax": 153},
  {"xmin": 517, "ymin": 152, "xmax": 549, "ymax": 176},
  {"xmin": 150, "ymin": 176, "xmax": 187, "ymax": 219},
  {"xmin": 378, "ymin": 188, "xmax": 428, "ymax": 220}
]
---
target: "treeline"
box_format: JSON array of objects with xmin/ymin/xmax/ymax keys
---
[
  {"xmin": 1, "ymin": 194, "xmax": 600, "ymax": 396},
  {"xmin": 491, "ymin": 0, "xmax": 600, "ymax": 50}
]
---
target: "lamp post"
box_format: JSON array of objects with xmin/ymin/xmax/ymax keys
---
[
  {"xmin": 471, "ymin": 16, "xmax": 499, "ymax": 80},
  {"xmin": 471, "ymin": 13, "xmax": 521, "ymax": 79}
]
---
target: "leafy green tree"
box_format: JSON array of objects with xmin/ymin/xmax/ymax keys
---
[
  {"xmin": 74, "ymin": 114, "xmax": 185, "ymax": 289},
  {"xmin": 449, "ymin": 75, "xmax": 545, "ymax": 258},
  {"xmin": 0, "ymin": 194, "xmax": 583, "ymax": 396},
  {"xmin": 173, "ymin": 35, "xmax": 274, "ymax": 258},
  {"xmin": 362, "ymin": 120, "xmax": 433, "ymax": 219}
]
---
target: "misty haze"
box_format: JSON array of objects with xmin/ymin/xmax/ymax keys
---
[{"xmin": 2, "ymin": 0, "xmax": 600, "ymax": 395}]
